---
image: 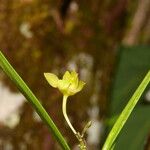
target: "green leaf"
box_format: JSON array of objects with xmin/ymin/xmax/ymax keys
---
[
  {"xmin": 114, "ymin": 106, "xmax": 150, "ymax": 150},
  {"xmin": 0, "ymin": 51, "xmax": 70, "ymax": 150},
  {"xmin": 102, "ymin": 70, "xmax": 150, "ymax": 150},
  {"xmin": 102, "ymin": 46, "xmax": 150, "ymax": 150}
]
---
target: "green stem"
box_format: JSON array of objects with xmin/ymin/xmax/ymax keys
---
[
  {"xmin": 0, "ymin": 51, "xmax": 70, "ymax": 150},
  {"xmin": 62, "ymin": 95, "xmax": 88, "ymax": 150},
  {"xmin": 102, "ymin": 71, "xmax": 150, "ymax": 150},
  {"xmin": 62, "ymin": 95, "xmax": 77, "ymax": 135}
]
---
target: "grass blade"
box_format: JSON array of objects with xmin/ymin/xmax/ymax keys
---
[
  {"xmin": 0, "ymin": 51, "xmax": 70, "ymax": 150},
  {"xmin": 102, "ymin": 71, "xmax": 150, "ymax": 150}
]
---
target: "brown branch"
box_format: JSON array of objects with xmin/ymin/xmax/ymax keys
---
[{"xmin": 123, "ymin": 0, "xmax": 150, "ymax": 45}]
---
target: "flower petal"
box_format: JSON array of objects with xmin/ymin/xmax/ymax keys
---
[
  {"xmin": 58, "ymin": 80, "xmax": 70, "ymax": 90},
  {"xmin": 70, "ymin": 71, "xmax": 78, "ymax": 86},
  {"xmin": 58, "ymin": 80, "xmax": 70, "ymax": 95},
  {"xmin": 44, "ymin": 73, "xmax": 59, "ymax": 88},
  {"xmin": 63, "ymin": 71, "xmax": 71, "ymax": 81},
  {"xmin": 44, "ymin": 71, "xmax": 85, "ymax": 97},
  {"xmin": 69, "ymin": 76, "xmax": 78, "ymax": 90},
  {"xmin": 76, "ymin": 81, "xmax": 85, "ymax": 92},
  {"xmin": 71, "ymin": 71, "xmax": 78, "ymax": 80}
]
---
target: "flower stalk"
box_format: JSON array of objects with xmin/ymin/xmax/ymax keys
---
[
  {"xmin": 62, "ymin": 95, "xmax": 77, "ymax": 135},
  {"xmin": 62, "ymin": 95, "xmax": 89, "ymax": 150},
  {"xmin": 44, "ymin": 71, "xmax": 91, "ymax": 150}
]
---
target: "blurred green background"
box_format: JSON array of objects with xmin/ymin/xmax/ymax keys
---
[{"xmin": 0, "ymin": 0, "xmax": 150, "ymax": 150}]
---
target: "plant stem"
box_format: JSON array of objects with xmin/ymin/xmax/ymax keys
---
[
  {"xmin": 62, "ymin": 95, "xmax": 77, "ymax": 135},
  {"xmin": 0, "ymin": 51, "xmax": 70, "ymax": 150},
  {"xmin": 102, "ymin": 71, "xmax": 150, "ymax": 150},
  {"xmin": 62, "ymin": 95, "xmax": 87, "ymax": 150}
]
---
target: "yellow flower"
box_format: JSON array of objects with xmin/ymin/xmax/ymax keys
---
[
  {"xmin": 44, "ymin": 71, "xmax": 90, "ymax": 148},
  {"xmin": 44, "ymin": 71, "xmax": 85, "ymax": 97}
]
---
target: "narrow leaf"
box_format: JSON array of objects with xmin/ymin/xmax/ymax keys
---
[
  {"xmin": 102, "ymin": 71, "xmax": 150, "ymax": 150},
  {"xmin": 0, "ymin": 51, "xmax": 70, "ymax": 150}
]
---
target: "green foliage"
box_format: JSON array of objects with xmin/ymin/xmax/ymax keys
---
[
  {"xmin": 108, "ymin": 46, "xmax": 150, "ymax": 150},
  {"xmin": 102, "ymin": 69, "xmax": 150, "ymax": 150},
  {"xmin": 0, "ymin": 51, "xmax": 70, "ymax": 150},
  {"xmin": 1, "ymin": 46, "xmax": 150, "ymax": 150}
]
